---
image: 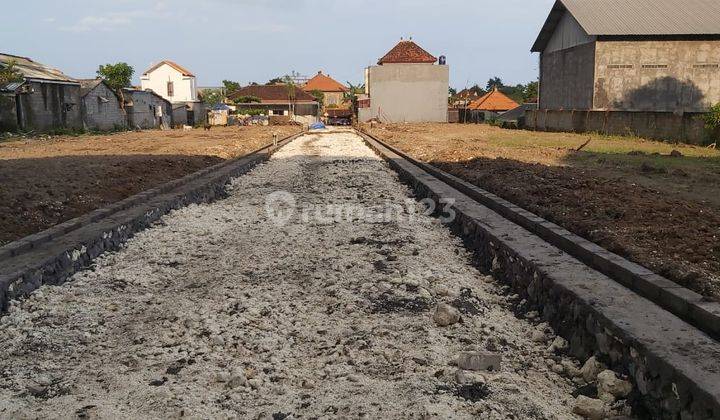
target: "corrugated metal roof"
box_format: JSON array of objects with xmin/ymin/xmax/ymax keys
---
[
  {"xmin": 532, "ymin": 0, "xmax": 720, "ymax": 52},
  {"xmin": 0, "ymin": 53, "xmax": 78, "ymax": 84}
]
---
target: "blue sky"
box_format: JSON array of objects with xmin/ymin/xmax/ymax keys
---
[{"xmin": 4, "ymin": 0, "xmax": 554, "ymax": 89}]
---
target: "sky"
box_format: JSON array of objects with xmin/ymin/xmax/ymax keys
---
[{"xmin": 4, "ymin": 0, "xmax": 555, "ymax": 89}]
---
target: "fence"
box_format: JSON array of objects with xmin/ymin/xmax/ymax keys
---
[{"xmin": 524, "ymin": 109, "xmax": 712, "ymax": 145}]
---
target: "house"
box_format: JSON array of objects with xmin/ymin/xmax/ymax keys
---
[
  {"xmin": 359, "ymin": 38, "xmax": 449, "ymax": 123},
  {"xmin": 78, "ymin": 79, "xmax": 126, "ymax": 131},
  {"xmin": 532, "ymin": 0, "xmax": 720, "ymax": 112},
  {"xmin": 227, "ymin": 84, "xmax": 319, "ymax": 118},
  {"xmin": 302, "ymin": 71, "xmax": 348, "ymax": 108},
  {"xmin": 452, "ymin": 88, "xmax": 481, "ymax": 108},
  {"xmin": 140, "ymin": 60, "xmax": 205, "ymax": 125},
  {"xmin": 0, "ymin": 53, "xmax": 82, "ymax": 132},
  {"xmin": 123, "ymin": 88, "xmax": 172, "ymax": 129},
  {"xmin": 468, "ymin": 87, "xmax": 520, "ymax": 119}
]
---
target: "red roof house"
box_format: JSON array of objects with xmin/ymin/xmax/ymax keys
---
[
  {"xmin": 303, "ymin": 71, "xmax": 347, "ymax": 93},
  {"xmin": 468, "ymin": 88, "xmax": 520, "ymax": 112},
  {"xmin": 378, "ymin": 40, "xmax": 437, "ymax": 65}
]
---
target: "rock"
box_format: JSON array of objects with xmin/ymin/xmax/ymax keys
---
[
  {"xmin": 227, "ymin": 370, "xmax": 248, "ymax": 388},
  {"xmin": 573, "ymin": 396, "xmax": 609, "ymax": 420},
  {"xmin": 531, "ymin": 329, "xmax": 547, "ymax": 343},
  {"xmin": 551, "ymin": 364, "xmax": 565, "ymax": 374},
  {"xmin": 596, "ymin": 370, "xmax": 632, "ymax": 402},
  {"xmin": 248, "ymin": 378, "xmax": 262, "ymax": 390},
  {"xmin": 669, "ymin": 149, "xmax": 683, "ymax": 158},
  {"xmin": 456, "ymin": 352, "xmax": 502, "ymax": 372},
  {"xmin": 562, "ymin": 360, "xmax": 581, "ymax": 378},
  {"xmin": 547, "ymin": 336, "xmax": 568, "ymax": 353},
  {"xmin": 580, "ymin": 356, "xmax": 606, "ymax": 383},
  {"xmin": 433, "ymin": 303, "xmax": 460, "ymax": 327},
  {"xmin": 26, "ymin": 383, "xmax": 47, "ymax": 397},
  {"xmin": 417, "ymin": 287, "xmax": 433, "ymax": 300},
  {"xmin": 346, "ymin": 374, "xmax": 361, "ymax": 383},
  {"xmin": 454, "ymin": 369, "xmax": 487, "ymax": 385}
]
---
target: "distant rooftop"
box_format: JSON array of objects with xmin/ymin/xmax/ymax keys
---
[
  {"xmin": 0, "ymin": 53, "xmax": 77, "ymax": 84},
  {"xmin": 378, "ymin": 39, "xmax": 437, "ymax": 65},
  {"xmin": 303, "ymin": 71, "xmax": 347, "ymax": 93},
  {"xmin": 143, "ymin": 60, "xmax": 195, "ymax": 77}
]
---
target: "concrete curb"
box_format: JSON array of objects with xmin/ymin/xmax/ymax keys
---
[
  {"xmin": 358, "ymin": 130, "xmax": 720, "ymax": 419},
  {"xmin": 358, "ymin": 129, "xmax": 720, "ymax": 341},
  {"xmin": 0, "ymin": 130, "xmax": 305, "ymax": 311}
]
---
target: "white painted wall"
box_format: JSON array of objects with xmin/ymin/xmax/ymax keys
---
[
  {"xmin": 140, "ymin": 63, "xmax": 198, "ymax": 103},
  {"xmin": 361, "ymin": 63, "xmax": 449, "ymax": 123}
]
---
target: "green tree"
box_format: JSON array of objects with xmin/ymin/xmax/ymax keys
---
[
  {"xmin": 267, "ymin": 77, "xmax": 285, "ymax": 85},
  {"xmin": 486, "ymin": 77, "xmax": 504, "ymax": 91},
  {"xmin": 702, "ymin": 102, "xmax": 720, "ymax": 147},
  {"xmin": 523, "ymin": 81, "xmax": 539, "ymax": 103},
  {"xmin": 0, "ymin": 59, "xmax": 23, "ymax": 108},
  {"xmin": 203, "ymin": 89, "xmax": 224, "ymax": 107},
  {"xmin": 309, "ymin": 89, "xmax": 325, "ymax": 107},
  {"xmin": 343, "ymin": 82, "xmax": 364, "ymax": 118},
  {"xmin": 97, "ymin": 62, "xmax": 134, "ymax": 108},
  {"xmin": 0, "ymin": 59, "xmax": 23, "ymax": 86},
  {"xmin": 233, "ymin": 95, "xmax": 261, "ymax": 104},
  {"xmin": 222, "ymin": 80, "xmax": 241, "ymax": 94}
]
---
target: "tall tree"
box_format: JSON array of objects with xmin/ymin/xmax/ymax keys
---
[
  {"xmin": 0, "ymin": 60, "xmax": 23, "ymax": 107},
  {"xmin": 523, "ymin": 81, "xmax": 539, "ymax": 103},
  {"xmin": 486, "ymin": 76, "xmax": 504, "ymax": 91},
  {"xmin": 222, "ymin": 80, "xmax": 241, "ymax": 95},
  {"xmin": 97, "ymin": 62, "xmax": 134, "ymax": 108},
  {"xmin": 203, "ymin": 89, "xmax": 224, "ymax": 107}
]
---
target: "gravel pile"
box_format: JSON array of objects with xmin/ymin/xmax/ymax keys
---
[{"xmin": 0, "ymin": 130, "xmax": 588, "ymax": 419}]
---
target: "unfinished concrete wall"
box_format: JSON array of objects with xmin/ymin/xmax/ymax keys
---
[
  {"xmin": 16, "ymin": 82, "xmax": 82, "ymax": 132},
  {"xmin": 539, "ymin": 42, "xmax": 596, "ymax": 110},
  {"xmin": 525, "ymin": 109, "xmax": 709, "ymax": 144},
  {"xmin": 125, "ymin": 91, "xmax": 158, "ymax": 129},
  {"xmin": 544, "ymin": 10, "xmax": 596, "ymax": 54},
  {"xmin": 594, "ymin": 40, "xmax": 720, "ymax": 112},
  {"xmin": 0, "ymin": 94, "xmax": 18, "ymax": 132},
  {"xmin": 81, "ymin": 83, "xmax": 126, "ymax": 131},
  {"xmin": 363, "ymin": 63, "xmax": 449, "ymax": 123}
]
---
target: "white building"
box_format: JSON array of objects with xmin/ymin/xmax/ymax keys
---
[
  {"xmin": 359, "ymin": 39, "xmax": 449, "ymax": 123},
  {"xmin": 140, "ymin": 60, "xmax": 205, "ymax": 125}
]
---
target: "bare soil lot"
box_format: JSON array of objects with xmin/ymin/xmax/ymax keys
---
[
  {"xmin": 0, "ymin": 126, "xmax": 301, "ymax": 245},
  {"xmin": 363, "ymin": 123, "xmax": 720, "ymax": 301}
]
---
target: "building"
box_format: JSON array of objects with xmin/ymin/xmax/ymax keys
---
[
  {"xmin": 359, "ymin": 39, "xmax": 449, "ymax": 123},
  {"xmin": 78, "ymin": 79, "xmax": 126, "ymax": 131},
  {"xmin": 0, "ymin": 53, "xmax": 82, "ymax": 132},
  {"xmin": 468, "ymin": 87, "xmax": 520, "ymax": 116},
  {"xmin": 140, "ymin": 60, "xmax": 204, "ymax": 125},
  {"xmin": 123, "ymin": 88, "xmax": 172, "ymax": 129},
  {"xmin": 302, "ymin": 71, "xmax": 348, "ymax": 108},
  {"xmin": 228, "ymin": 84, "xmax": 319, "ymax": 118},
  {"xmin": 532, "ymin": 0, "xmax": 720, "ymax": 112}
]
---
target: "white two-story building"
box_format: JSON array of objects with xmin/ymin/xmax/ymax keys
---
[{"xmin": 140, "ymin": 60, "xmax": 204, "ymax": 125}]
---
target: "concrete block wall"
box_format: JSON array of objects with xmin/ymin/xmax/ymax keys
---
[
  {"xmin": 363, "ymin": 63, "xmax": 449, "ymax": 123},
  {"xmin": 0, "ymin": 95, "xmax": 19, "ymax": 131},
  {"xmin": 594, "ymin": 40, "xmax": 720, "ymax": 112},
  {"xmin": 81, "ymin": 83, "xmax": 126, "ymax": 131},
  {"xmin": 539, "ymin": 42, "xmax": 596, "ymax": 110},
  {"xmin": 16, "ymin": 82, "xmax": 82, "ymax": 132},
  {"xmin": 526, "ymin": 109, "xmax": 710, "ymax": 144}
]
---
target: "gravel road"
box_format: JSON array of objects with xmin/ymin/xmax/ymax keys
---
[{"xmin": 0, "ymin": 130, "xmax": 582, "ymax": 419}]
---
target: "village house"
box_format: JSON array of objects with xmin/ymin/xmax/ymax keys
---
[
  {"xmin": 123, "ymin": 88, "xmax": 173, "ymax": 130},
  {"xmin": 140, "ymin": 60, "xmax": 205, "ymax": 125},
  {"xmin": 302, "ymin": 71, "xmax": 348, "ymax": 108},
  {"xmin": 359, "ymin": 39, "xmax": 449, "ymax": 123},
  {"xmin": 79, "ymin": 79, "xmax": 125, "ymax": 131},
  {"xmin": 0, "ymin": 53, "xmax": 82, "ymax": 132},
  {"xmin": 532, "ymin": 0, "xmax": 720, "ymax": 112},
  {"xmin": 467, "ymin": 87, "xmax": 520, "ymax": 120},
  {"xmin": 228, "ymin": 84, "xmax": 319, "ymax": 122}
]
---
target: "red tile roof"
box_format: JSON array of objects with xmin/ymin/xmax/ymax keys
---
[
  {"xmin": 468, "ymin": 88, "xmax": 520, "ymax": 112},
  {"xmin": 303, "ymin": 71, "xmax": 348, "ymax": 93},
  {"xmin": 378, "ymin": 40, "xmax": 437, "ymax": 65},
  {"xmin": 227, "ymin": 84, "xmax": 317, "ymax": 103},
  {"xmin": 143, "ymin": 60, "xmax": 195, "ymax": 77}
]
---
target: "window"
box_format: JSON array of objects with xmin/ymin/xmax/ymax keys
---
[
  {"xmin": 694, "ymin": 63, "xmax": 719, "ymax": 69},
  {"xmin": 641, "ymin": 64, "xmax": 668, "ymax": 69},
  {"xmin": 607, "ymin": 64, "xmax": 633, "ymax": 69},
  {"xmin": 167, "ymin": 81, "xmax": 174, "ymax": 97}
]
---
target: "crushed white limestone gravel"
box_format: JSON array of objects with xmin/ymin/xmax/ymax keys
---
[{"xmin": 0, "ymin": 130, "xmax": 589, "ymax": 419}]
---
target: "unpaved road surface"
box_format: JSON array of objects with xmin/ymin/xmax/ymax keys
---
[{"xmin": 0, "ymin": 130, "xmax": 582, "ymax": 419}]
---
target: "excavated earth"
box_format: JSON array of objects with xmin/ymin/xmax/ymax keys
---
[{"xmin": 0, "ymin": 130, "xmax": 600, "ymax": 419}]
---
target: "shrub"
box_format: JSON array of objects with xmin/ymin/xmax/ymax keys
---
[{"xmin": 702, "ymin": 103, "xmax": 720, "ymax": 146}]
